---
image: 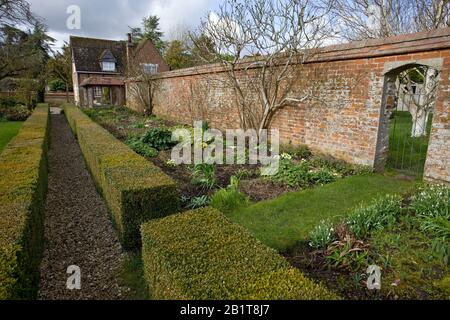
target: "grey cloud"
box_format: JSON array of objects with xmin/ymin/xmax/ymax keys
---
[{"xmin": 28, "ymin": 0, "xmax": 219, "ymax": 47}]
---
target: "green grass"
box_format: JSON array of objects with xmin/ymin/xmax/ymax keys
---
[
  {"xmin": 226, "ymin": 174, "xmax": 414, "ymax": 252},
  {"xmin": 0, "ymin": 121, "xmax": 23, "ymax": 152},
  {"xmin": 387, "ymin": 111, "xmax": 432, "ymax": 177}
]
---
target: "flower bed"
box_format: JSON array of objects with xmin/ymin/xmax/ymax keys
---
[
  {"xmin": 287, "ymin": 184, "xmax": 449, "ymax": 300},
  {"xmin": 84, "ymin": 106, "xmax": 372, "ymax": 211}
]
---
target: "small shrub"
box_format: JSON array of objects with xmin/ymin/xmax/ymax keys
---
[
  {"xmin": 190, "ymin": 163, "xmax": 216, "ymax": 190},
  {"xmin": 310, "ymin": 168, "xmax": 337, "ymax": 185},
  {"xmin": 0, "ymin": 105, "xmax": 31, "ymax": 121},
  {"xmin": 280, "ymin": 143, "xmax": 312, "ymax": 159},
  {"xmin": 234, "ymin": 168, "xmax": 255, "ymax": 180},
  {"xmin": 324, "ymin": 238, "xmax": 369, "ymax": 271},
  {"xmin": 141, "ymin": 127, "xmax": 175, "ymax": 151},
  {"xmin": 0, "ymin": 96, "xmax": 19, "ymax": 108},
  {"xmin": 185, "ymin": 195, "xmax": 210, "ymax": 209},
  {"xmin": 47, "ymin": 79, "xmax": 67, "ymax": 92},
  {"xmin": 310, "ymin": 155, "xmax": 372, "ymax": 177},
  {"xmin": 125, "ymin": 137, "xmax": 158, "ymax": 158},
  {"xmin": 309, "ymin": 221, "xmax": 336, "ymax": 250},
  {"xmin": 345, "ymin": 195, "xmax": 403, "ymax": 239},
  {"xmin": 211, "ymin": 187, "xmax": 249, "ymax": 214},
  {"xmin": 270, "ymin": 159, "xmax": 308, "ymax": 188}
]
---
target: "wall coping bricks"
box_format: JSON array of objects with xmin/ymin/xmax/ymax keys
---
[{"xmin": 150, "ymin": 28, "xmax": 450, "ymax": 80}]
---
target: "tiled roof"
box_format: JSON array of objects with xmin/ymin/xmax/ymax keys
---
[
  {"xmin": 80, "ymin": 76, "xmax": 125, "ymax": 87},
  {"xmin": 70, "ymin": 36, "xmax": 126, "ymax": 73}
]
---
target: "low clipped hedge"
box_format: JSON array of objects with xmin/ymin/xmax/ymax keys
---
[
  {"xmin": 0, "ymin": 103, "xmax": 49, "ymax": 300},
  {"xmin": 141, "ymin": 207, "xmax": 338, "ymax": 300},
  {"xmin": 63, "ymin": 104, "xmax": 180, "ymax": 249}
]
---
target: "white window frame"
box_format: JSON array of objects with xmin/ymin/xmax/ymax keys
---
[
  {"xmin": 93, "ymin": 86, "xmax": 102, "ymax": 97},
  {"xmin": 141, "ymin": 63, "xmax": 158, "ymax": 75},
  {"xmin": 102, "ymin": 61, "xmax": 116, "ymax": 72}
]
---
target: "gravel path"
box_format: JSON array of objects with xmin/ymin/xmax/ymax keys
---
[{"xmin": 38, "ymin": 114, "xmax": 128, "ymax": 300}]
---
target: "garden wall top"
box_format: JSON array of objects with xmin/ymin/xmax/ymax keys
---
[{"xmin": 150, "ymin": 27, "xmax": 450, "ymax": 80}]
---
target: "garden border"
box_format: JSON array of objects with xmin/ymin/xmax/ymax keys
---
[{"xmin": 0, "ymin": 103, "xmax": 49, "ymax": 299}]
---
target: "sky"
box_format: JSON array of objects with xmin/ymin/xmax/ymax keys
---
[{"xmin": 27, "ymin": 0, "xmax": 220, "ymax": 51}]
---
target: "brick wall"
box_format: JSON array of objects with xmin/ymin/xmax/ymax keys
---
[
  {"xmin": 127, "ymin": 28, "xmax": 450, "ymax": 182},
  {"xmin": 44, "ymin": 92, "xmax": 74, "ymax": 104}
]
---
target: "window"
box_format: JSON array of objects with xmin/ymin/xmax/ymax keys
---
[
  {"xmin": 102, "ymin": 61, "xmax": 116, "ymax": 72},
  {"xmin": 141, "ymin": 63, "xmax": 158, "ymax": 75},
  {"xmin": 93, "ymin": 86, "xmax": 102, "ymax": 97}
]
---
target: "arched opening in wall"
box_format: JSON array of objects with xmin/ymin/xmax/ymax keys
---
[{"xmin": 379, "ymin": 63, "xmax": 439, "ymax": 177}]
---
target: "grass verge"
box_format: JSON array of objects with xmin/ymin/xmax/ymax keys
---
[
  {"xmin": 0, "ymin": 121, "xmax": 23, "ymax": 152},
  {"xmin": 227, "ymin": 174, "xmax": 414, "ymax": 252}
]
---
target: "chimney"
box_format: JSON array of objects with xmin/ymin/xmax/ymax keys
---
[
  {"xmin": 127, "ymin": 33, "xmax": 133, "ymax": 46},
  {"xmin": 126, "ymin": 33, "xmax": 135, "ymax": 75}
]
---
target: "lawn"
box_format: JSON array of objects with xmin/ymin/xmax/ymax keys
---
[
  {"xmin": 227, "ymin": 174, "xmax": 414, "ymax": 252},
  {"xmin": 0, "ymin": 121, "xmax": 23, "ymax": 152},
  {"xmin": 387, "ymin": 111, "xmax": 432, "ymax": 177}
]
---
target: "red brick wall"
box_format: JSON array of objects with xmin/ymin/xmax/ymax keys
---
[
  {"xmin": 131, "ymin": 40, "xmax": 170, "ymax": 73},
  {"xmin": 425, "ymin": 50, "xmax": 450, "ymax": 183},
  {"xmin": 128, "ymin": 28, "xmax": 450, "ymax": 182}
]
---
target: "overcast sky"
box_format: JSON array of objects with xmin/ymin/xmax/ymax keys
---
[{"xmin": 28, "ymin": 0, "xmax": 220, "ymax": 50}]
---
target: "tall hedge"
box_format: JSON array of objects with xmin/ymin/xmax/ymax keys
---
[
  {"xmin": 63, "ymin": 104, "xmax": 180, "ymax": 249},
  {"xmin": 0, "ymin": 104, "xmax": 49, "ymax": 300},
  {"xmin": 141, "ymin": 207, "xmax": 339, "ymax": 300}
]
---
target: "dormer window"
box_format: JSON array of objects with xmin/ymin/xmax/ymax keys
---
[
  {"xmin": 99, "ymin": 49, "xmax": 117, "ymax": 72},
  {"xmin": 102, "ymin": 61, "xmax": 116, "ymax": 72}
]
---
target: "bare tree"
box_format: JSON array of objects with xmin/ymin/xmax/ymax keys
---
[
  {"xmin": 333, "ymin": 0, "xmax": 449, "ymax": 41},
  {"xmin": 414, "ymin": 0, "xmax": 450, "ymax": 31},
  {"xmin": 398, "ymin": 66, "xmax": 439, "ymax": 137},
  {"xmin": 127, "ymin": 63, "xmax": 160, "ymax": 115},
  {"xmin": 332, "ymin": 0, "xmax": 414, "ymax": 41},
  {"xmin": 192, "ymin": 0, "xmax": 335, "ymax": 135},
  {"xmin": 333, "ymin": 0, "xmax": 449, "ymax": 138}
]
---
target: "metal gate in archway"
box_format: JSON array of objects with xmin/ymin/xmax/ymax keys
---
[{"xmin": 386, "ymin": 83, "xmax": 434, "ymax": 178}]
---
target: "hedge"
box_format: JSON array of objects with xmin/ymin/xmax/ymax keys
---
[
  {"xmin": 141, "ymin": 207, "xmax": 339, "ymax": 300},
  {"xmin": 0, "ymin": 103, "xmax": 49, "ymax": 300},
  {"xmin": 62, "ymin": 104, "xmax": 180, "ymax": 249}
]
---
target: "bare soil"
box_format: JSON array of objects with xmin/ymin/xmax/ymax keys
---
[{"xmin": 285, "ymin": 245, "xmax": 387, "ymax": 300}]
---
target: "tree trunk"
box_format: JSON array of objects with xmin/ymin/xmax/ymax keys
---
[{"xmin": 411, "ymin": 108, "xmax": 428, "ymax": 137}]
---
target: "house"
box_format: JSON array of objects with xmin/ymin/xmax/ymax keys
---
[{"xmin": 70, "ymin": 34, "xmax": 169, "ymax": 108}]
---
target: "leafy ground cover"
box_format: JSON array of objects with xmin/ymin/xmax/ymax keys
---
[
  {"xmin": 84, "ymin": 106, "xmax": 371, "ymax": 210},
  {"xmin": 0, "ymin": 121, "xmax": 23, "ymax": 152},
  {"xmin": 288, "ymin": 184, "xmax": 449, "ymax": 300}
]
